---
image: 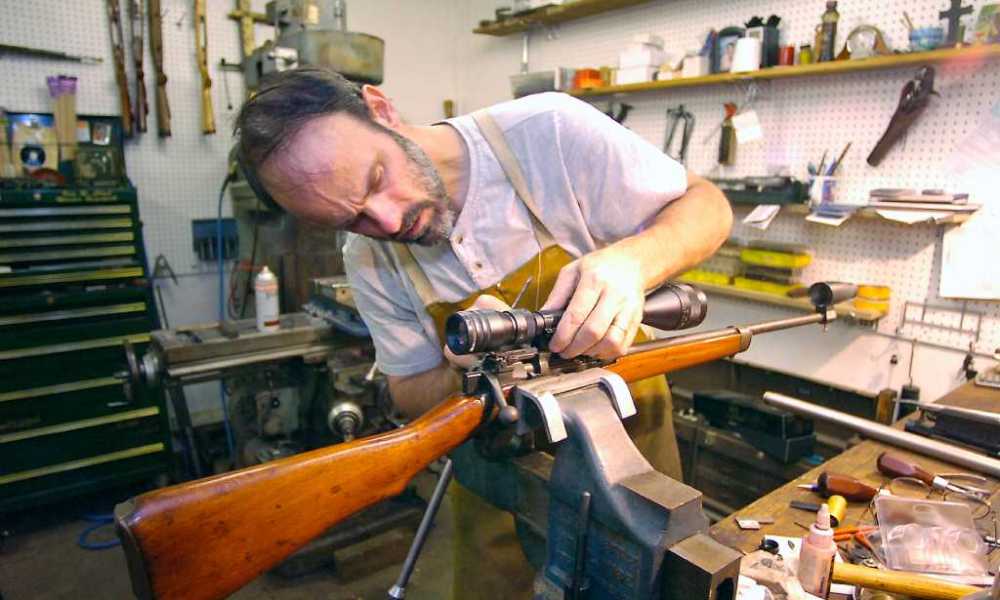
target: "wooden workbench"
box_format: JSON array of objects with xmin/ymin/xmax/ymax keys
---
[{"xmin": 710, "ymin": 381, "xmax": 1000, "ymax": 556}]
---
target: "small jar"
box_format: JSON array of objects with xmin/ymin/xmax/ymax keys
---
[{"xmin": 799, "ymin": 44, "xmax": 814, "ymax": 64}]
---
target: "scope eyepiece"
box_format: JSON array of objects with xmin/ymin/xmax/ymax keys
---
[{"xmin": 445, "ymin": 282, "xmax": 708, "ymax": 355}]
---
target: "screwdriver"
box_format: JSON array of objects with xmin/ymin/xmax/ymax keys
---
[
  {"xmin": 876, "ymin": 452, "xmax": 990, "ymax": 500},
  {"xmin": 797, "ymin": 472, "xmax": 879, "ymax": 502}
]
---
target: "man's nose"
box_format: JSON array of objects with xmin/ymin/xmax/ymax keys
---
[{"xmin": 362, "ymin": 194, "xmax": 404, "ymax": 236}]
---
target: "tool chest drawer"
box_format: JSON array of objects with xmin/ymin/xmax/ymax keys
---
[{"xmin": 0, "ymin": 187, "xmax": 170, "ymax": 512}]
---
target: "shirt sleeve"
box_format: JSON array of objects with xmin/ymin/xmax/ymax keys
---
[
  {"xmin": 554, "ymin": 96, "xmax": 689, "ymax": 245},
  {"xmin": 343, "ymin": 236, "xmax": 444, "ymax": 377}
]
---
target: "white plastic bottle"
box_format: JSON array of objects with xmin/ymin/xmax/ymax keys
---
[
  {"xmin": 797, "ymin": 503, "xmax": 837, "ymax": 597},
  {"xmin": 254, "ymin": 266, "xmax": 280, "ymax": 332}
]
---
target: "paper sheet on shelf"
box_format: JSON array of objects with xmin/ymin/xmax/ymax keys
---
[
  {"xmin": 805, "ymin": 211, "xmax": 850, "ymax": 226},
  {"xmin": 940, "ymin": 208, "xmax": 1000, "ymax": 300},
  {"xmin": 742, "ymin": 204, "xmax": 780, "ymax": 229},
  {"xmin": 874, "ymin": 209, "xmax": 948, "ymax": 224}
]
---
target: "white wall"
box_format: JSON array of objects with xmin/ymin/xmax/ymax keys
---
[{"xmin": 450, "ymin": 0, "xmax": 1000, "ymax": 401}]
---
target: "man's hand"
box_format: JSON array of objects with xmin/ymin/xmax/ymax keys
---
[{"xmin": 541, "ymin": 244, "xmax": 645, "ymax": 360}]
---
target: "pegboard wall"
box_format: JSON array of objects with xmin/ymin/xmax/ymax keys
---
[
  {"xmin": 458, "ymin": 0, "xmax": 1000, "ymax": 356},
  {"xmin": 1, "ymin": 0, "xmax": 252, "ymax": 276},
  {"xmin": 0, "ymin": 0, "xmax": 464, "ymax": 281}
]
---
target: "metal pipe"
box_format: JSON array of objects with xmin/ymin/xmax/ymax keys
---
[
  {"xmin": 762, "ymin": 392, "xmax": 1000, "ymax": 478},
  {"xmin": 898, "ymin": 400, "xmax": 1000, "ymax": 427}
]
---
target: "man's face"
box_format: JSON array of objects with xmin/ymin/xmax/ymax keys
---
[{"xmin": 259, "ymin": 113, "xmax": 455, "ymax": 246}]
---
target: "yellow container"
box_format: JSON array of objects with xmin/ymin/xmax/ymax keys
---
[
  {"xmin": 740, "ymin": 248, "xmax": 812, "ymax": 269},
  {"xmin": 852, "ymin": 297, "xmax": 890, "ymax": 315},
  {"xmin": 679, "ymin": 269, "xmax": 732, "ymax": 286},
  {"xmin": 857, "ymin": 284, "xmax": 891, "ymax": 300},
  {"xmin": 733, "ymin": 276, "xmax": 804, "ymax": 296}
]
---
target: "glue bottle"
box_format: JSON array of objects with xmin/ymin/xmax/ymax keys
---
[
  {"xmin": 254, "ymin": 266, "xmax": 280, "ymax": 332},
  {"xmin": 797, "ymin": 503, "xmax": 837, "ymax": 597}
]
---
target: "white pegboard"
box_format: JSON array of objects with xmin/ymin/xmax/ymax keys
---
[
  {"xmin": 459, "ymin": 0, "xmax": 1000, "ymax": 354},
  {"xmin": 0, "ymin": 0, "xmax": 248, "ymax": 275}
]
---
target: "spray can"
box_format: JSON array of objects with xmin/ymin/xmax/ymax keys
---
[{"xmin": 254, "ymin": 266, "xmax": 280, "ymax": 333}]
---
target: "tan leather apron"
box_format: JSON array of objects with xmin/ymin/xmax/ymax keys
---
[{"xmin": 392, "ymin": 110, "xmax": 682, "ymax": 599}]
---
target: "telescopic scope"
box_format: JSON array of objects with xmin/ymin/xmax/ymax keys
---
[{"xmin": 445, "ymin": 282, "xmax": 707, "ymax": 355}]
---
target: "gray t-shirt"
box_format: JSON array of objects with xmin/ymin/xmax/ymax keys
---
[{"xmin": 343, "ymin": 92, "xmax": 688, "ymax": 376}]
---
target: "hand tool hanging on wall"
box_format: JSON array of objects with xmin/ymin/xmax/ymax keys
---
[
  {"xmin": 718, "ymin": 102, "xmax": 738, "ymax": 165},
  {"xmin": 664, "ymin": 104, "xmax": 695, "ymax": 164},
  {"xmin": 194, "ymin": 0, "xmax": 216, "ymax": 134},
  {"xmin": 107, "ymin": 0, "xmax": 134, "ymax": 137},
  {"xmin": 148, "ymin": 0, "xmax": 171, "ymax": 136},
  {"xmin": 0, "ymin": 43, "xmax": 103, "ymax": 64},
  {"xmin": 867, "ymin": 66, "xmax": 937, "ymax": 166},
  {"xmin": 129, "ymin": 0, "xmax": 148, "ymax": 133}
]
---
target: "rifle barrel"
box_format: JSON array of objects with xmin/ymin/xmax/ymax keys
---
[{"xmin": 115, "ymin": 394, "xmax": 485, "ymax": 600}]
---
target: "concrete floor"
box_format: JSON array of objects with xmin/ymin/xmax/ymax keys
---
[{"xmin": 0, "ymin": 472, "xmax": 453, "ymax": 600}]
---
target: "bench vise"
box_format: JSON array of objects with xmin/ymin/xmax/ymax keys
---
[{"xmin": 453, "ymin": 368, "xmax": 740, "ymax": 600}]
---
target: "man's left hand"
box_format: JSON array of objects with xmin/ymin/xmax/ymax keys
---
[{"xmin": 541, "ymin": 243, "xmax": 644, "ymax": 360}]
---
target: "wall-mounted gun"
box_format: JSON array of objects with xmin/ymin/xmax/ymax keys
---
[
  {"xmin": 107, "ymin": 0, "xmax": 133, "ymax": 137},
  {"xmin": 147, "ymin": 0, "xmax": 171, "ymax": 136},
  {"xmin": 129, "ymin": 0, "xmax": 148, "ymax": 133},
  {"xmin": 194, "ymin": 0, "xmax": 215, "ymax": 134},
  {"xmin": 114, "ymin": 282, "xmax": 856, "ymax": 600}
]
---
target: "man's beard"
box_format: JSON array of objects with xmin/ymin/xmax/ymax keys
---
[{"xmin": 380, "ymin": 127, "xmax": 456, "ymax": 246}]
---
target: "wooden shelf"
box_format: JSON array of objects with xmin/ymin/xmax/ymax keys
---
[
  {"xmin": 571, "ymin": 44, "xmax": 1000, "ymax": 97},
  {"xmin": 731, "ymin": 202, "xmax": 972, "ymax": 225},
  {"xmin": 474, "ymin": 0, "xmax": 652, "ymax": 36},
  {"xmin": 687, "ymin": 281, "xmax": 886, "ymax": 322}
]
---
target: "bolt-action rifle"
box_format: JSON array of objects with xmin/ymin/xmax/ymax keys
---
[{"xmin": 114, "ymin": 282, "xmax": 856, "ymax": 600}]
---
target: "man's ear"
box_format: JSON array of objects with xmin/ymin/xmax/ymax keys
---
[{"xmin": 361, "ymin": 85, "xmax": 401, "ymax": 128}]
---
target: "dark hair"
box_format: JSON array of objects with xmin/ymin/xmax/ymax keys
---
[{"xmin": 233, "ymin": 67, "xmax": 371, "ymax": 209}]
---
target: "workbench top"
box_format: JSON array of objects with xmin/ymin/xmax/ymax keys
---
[{"xmin": 710, "ymin": 381, "xmax": 1000, "ymax": 554}]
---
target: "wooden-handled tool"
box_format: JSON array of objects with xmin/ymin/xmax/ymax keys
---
[
  {"xmin": 194, "ymin": 0, "xmax": 215, "ymax": 134},
  {"xmin": 798, "ymin": 472, "xmax": 879, "ymax": 502},
  {"xmin": 833, "ymin": 563, "xmax": 979, "ymax": 600},
  {"xmin": 129, "ymin": 0, "xmax": 148, "ymax": 133},
  {"xmin": 877, "ymin": 451, "xmax": 990, "ymax": 499},
  {"xmin": 148, "ymin": 0, "xmax": 171, "ymax": 136},
  {"xmin": 107, "ymin": 0, "xmax": 133, "ymax": 137}
]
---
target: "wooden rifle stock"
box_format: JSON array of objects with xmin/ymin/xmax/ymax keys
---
[
  {"xmin": 129, "ymin": 0, "xmax": 148, "ymax": 133},
  {"xmin": 148, "ymin": 0, "xmax": 171, "ymax": 136},
  {"xmin": 115, "ymin": 394, "xmax": 485, "ymax": 600},
  {"xmin": 194, "ymin": 0, "xmax": 215, "ymax": 134},
  {"xmin": 107, "ymin": 0, "xmax": 133, "ymax": 137},
  {"xmin": 114, "ymin": 325, "xmax": 766, "ymax": 599},
  {"xmin": 607, "ymin": 330, "xmax": 745, "ymax": 383}
]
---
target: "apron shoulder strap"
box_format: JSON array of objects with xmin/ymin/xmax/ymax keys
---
[
  {"xmin": 470, "ymin": 109, "xmax": 557, "ymax": 248},
  {"xmin": 391, "ymin": 242, "xmax": 440, "ymax": 307}
]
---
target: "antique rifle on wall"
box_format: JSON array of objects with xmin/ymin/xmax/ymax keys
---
[
  {"xmin": 148, "ymin": 0, "xmax": 170, "ymax": 136},
  {"xmin": 115, "ymin": 282, "xmax": 856, "ymax": 600},
  {"xmin": 129, "ymin": 0, "xmax": 148, "ymax": 133},
  {"xmin": 194, "ymin": 0, "xmax": 215, "ymax": 134},
  {"xmin": 107, "ymin": 0, "xmax": 133, "ymax": 137}
]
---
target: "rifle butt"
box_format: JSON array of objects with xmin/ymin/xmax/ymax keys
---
[
  {"xmin": 608, "ymin": 331, "xmax": 744, "ymax": 382},
  {"xmin": 135, "ymin": 76, "xmax": 148, "ymax": 133},
  {"xmin": 115, "ymin": 394, "xmax": 484, "ymax": 600},
  {"xmin": 200, "ymin": 84, "xmax": 216, "ymax": 134},
  {"xmin": 154, "ymin": 84, "xmax": 171, "ymax": 137}
]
